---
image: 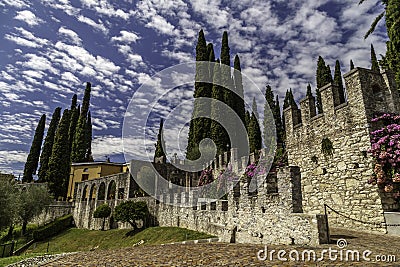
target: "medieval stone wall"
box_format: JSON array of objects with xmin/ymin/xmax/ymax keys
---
[
  {"xmin": 284, "ymin": 68, "xmax": 400, "ymax": 232},
  {"xmin": 157, "ymin": 166, "xmax": 328, "ymax": 246}
]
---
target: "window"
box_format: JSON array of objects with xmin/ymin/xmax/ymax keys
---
[
  {"xmin": 83, "ymin": 168, "xmax": 89, "ymax": 172},
  {"xmin": 82, "ymin": 174, "xmax": 89, "ymax": 181}
]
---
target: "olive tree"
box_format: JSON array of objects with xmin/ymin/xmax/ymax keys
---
[
  {"xmin": 114, "ymin": 201, "xmax": 149, "ymax": 230},
  {"xmin": 18, "ymin": 185, "xmax": 52, "ymax": 235}
]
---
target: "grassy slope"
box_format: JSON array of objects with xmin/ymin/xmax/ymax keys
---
[
  {"xmin": 1, "ymin": 227, "xmax": 214, "ymax": 266},
  {"xmin": 27, "ymin": 227, "xmax": 215, "ymax": 253}
]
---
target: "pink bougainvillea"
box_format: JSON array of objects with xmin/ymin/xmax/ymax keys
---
[{"xmin": 368, "ymin": 113, "xmax": 400, "ymax": 201}]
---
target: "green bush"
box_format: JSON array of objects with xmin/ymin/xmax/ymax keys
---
[{"xmin": 32, "ymin": 215, "xmax": 73, "ymax": 241}]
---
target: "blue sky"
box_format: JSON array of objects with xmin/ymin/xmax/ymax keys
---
[{"xmin": 0, "ymin": 0, "xmax": 388, "ymax": 177}]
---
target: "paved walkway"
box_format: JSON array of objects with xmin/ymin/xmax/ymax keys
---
[{"xmin": 42, "ymin": 228, "xmax": 400, "ymax": 266}]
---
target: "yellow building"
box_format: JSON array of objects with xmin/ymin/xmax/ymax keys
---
[{"xmin": 67, "ymin": 161, "xmax": 129, "ymax": 200}]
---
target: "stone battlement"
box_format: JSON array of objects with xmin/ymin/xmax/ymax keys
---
[{"xmin": 283, "ymin": 67, "xmax": 400, "ymax": 232}]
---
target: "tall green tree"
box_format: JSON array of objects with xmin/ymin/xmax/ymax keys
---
[
  {"xmin": 46, "ymin": 109, "xmax": 71, "ymax": 199},
  {"xmin": 316, "ymin": 56, "xmax": 332, "ymax": 113},
  {"xmin": 306, "ymin": 84, "xmax": 313, "ymax": 98},
  {"xmin": 38, "ymin": 107, "xmax": 61, "ymax": 182},
  {"xmin": 333, "ymin": 60, "xmax": 346, "ymax": 104},
  {"xmin": 22, "ymin": 114, "xmax": 46, "ymax": 183},
  {"xmin": 154, "ymin": 118, "xmax": 166, "ymax": 162},
  {"xmin": 350, "ymin": 59, "xmax": 355, "ymax": 70},
  {"xmin": 233, "ymin": 55, "xmax": 246, "ymax": 125},
  {"xmin": 221, "ymin": 32, "xmax": 235, "ymax": 126},
  {"xmin": 249, "ymin": 97, "xmax": 262, "ymax": 153},
  {"xmin": 283, "ymin": 89, "xmax": 297, "ymax": 110},
  {"xmin": 274, "ymin": 95, "xmax": 284, "ymax": 145},
  {"xmin": 211, "ymin": 61, "xmax": 229, "ymax": 155},
  {"xmin": 371, "ymin": 44, "xmax": 380, "ymax": 72},
  {"xmin": 186, "ymin": 29, "xmax": 211, "ymax": 160},
  {"xmin": 85, "ymin": 111, "xmax": 93, "ymax": 162},
  {"xmin": 68, "ymin": 104, "xmax": 79, "ymax": 153},
  {"xmin": 71, "ymin": 82, "xmax": 92, "ymax": 163},
  {"xmin": 245, "ymin": 110, "xmax": 250, "ymax": 131},
  {"xmin": 263, "ymin": 85, "xmax": 275, "ymax": 144}
]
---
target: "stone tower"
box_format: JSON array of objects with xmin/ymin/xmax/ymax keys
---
[{"xmin": 284, "ymin": 67, "xmax": 400, "ymax": 232}]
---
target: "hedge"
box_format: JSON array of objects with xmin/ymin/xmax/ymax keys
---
[{"xmin": 32, "ymin": 214, "xmax": 73, "ymax": 241}]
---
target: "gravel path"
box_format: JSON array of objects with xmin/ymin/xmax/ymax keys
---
[
  {"xmin": 12, "ymin": 228, "xmax": 400, "ymax": 266},
  {"xmin": 6, "ymin": 253, "xmax": 76, "ymax": 267}
]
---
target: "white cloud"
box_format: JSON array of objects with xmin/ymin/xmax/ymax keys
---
[
  {"xmin": 111, "ymin": 30, "xmax": 140, "ymax": 43},
  {"xmin": 58, "ymin": 27, "xmax": 82, "ymax": 45},
  {"xmin": 77, "ymin": 15, "xmax": 108, "ymax": 35},
  {"xmin": 14, "ymin": 10, "xmax": 44, "ymax": 26},
  {"xmin": 19, "ymin": 54, "xmax": 59, "ymax": 75}
]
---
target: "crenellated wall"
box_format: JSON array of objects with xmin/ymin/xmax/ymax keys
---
[
  {"xmin": 284, "ymin": 67, "xmax": 400, "ymax": 233},
  {"xmin": 157, "ymin": 166, "xmax": 327, "ymax": 246},
  {"xmin": 71, "ymin": 155, "xmax": 328, "ymax": 246}
]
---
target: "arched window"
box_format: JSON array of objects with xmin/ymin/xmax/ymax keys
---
[
  {"xmin": 89, "ymin": 184, "xmax": 96, "ymax": 200},
  {"xmin": 82, "ymin": 185, "xmax": 88, "ymax": 201},
  {"xmin": 107, "ymin": 180, "xmax": 116, "ymax": 200},
  {"xmin": 98, "ymin": 182, "xmax": 106, "ymax": 200}
]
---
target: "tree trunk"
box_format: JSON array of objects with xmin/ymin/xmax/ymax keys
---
[
  {"xmin": 22, "ymin": 221, "xmax": 27, "ymax": 236},
  {"xmin": 6, "ymin": 225, "xmax": 14, "ymax": 240}
]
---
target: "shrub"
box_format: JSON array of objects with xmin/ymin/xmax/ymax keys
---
[
  {"xmin": 32, "ymin": 214, "xmax": 73, "ymax": 241},
  {"xmin": 93, "ymin": 204, "xmax": 111, "ymax": 231}
]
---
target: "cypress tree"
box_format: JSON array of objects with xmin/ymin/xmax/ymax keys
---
[
  {"xmin": 70, "ymin": 94, "xmax": 77, "ymax": 110},
  {"xmin": 22, "ymin": 114, "xmax": 46, "ymax": 183},
  {"xmin": 306, "ymin": 84, "xmax": 312, "ymax": 98},
  {"xmin": 283, "ymin": 89, "xmax": 290, "ymax": 110},
  {"xmin": 38, "ymin": 107, "xmax": 61, "ymax": 182},
  {"xmin": 186, "ymin": 29, "xmax": 211, "ymax": 160},
  {"xmin": 233, "ymin": 55, "xmax": 246, "ymax": 125},
  {"xmin": 263, "ymin": 85, "xmax": 275, "ymax": 143},
  {"xmin": 274, "ymin": 95, "xmax": 284, "ymax": 145},
  {"xmin": 333, "ymin": 60, "xmax": 346, "ymax": 104},
  {"xmin": 325, "ymin": 65, "xmax": 333, "ymax": 84},
  {"xmin": 316, "ymin": 56, "xmax": 332, "ymax": 113},
  {"xmin": 154, "ymin": 118, "xmax": 166, "ymax": 163},
  {"xmin": 46, "ymin": 109, "xmax": 71, "ymax": 199},
  {"xmin": 71, "ymin": 83, "xmax": 92, "ymax": 163},
  {"xmin": 68, "ymin": 104, "xmax": 79, "ymax": 153},
  {"xmin": 85, "ymin": 111, "xmax": 93, "ymax": 162},
  {"xmin": 350, "ymin": 59, "xmax": 355, "ymax": 70},
  {"xmin": 371, "ymin": 44, "xmax": 380, "ymax": 72},
  {"xmin": 249, "ymin": 97, "xmax": 262, "ymax": 153},
  {"xmin": 81, "ymin": 82, "xmax": 91, "ymax": 119},
  {"xmin": 221, "ymin": 32, "xmax": 235, "ymax": 151},
  {"xmin": 211, "ymin": 61, "xmax": 229, "ymax": 155},
  {"xmin": 245, "ymin": 110, "xmax": 250, "ymax": 131}
]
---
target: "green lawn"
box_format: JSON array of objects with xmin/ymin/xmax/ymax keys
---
[{"xmin": 26, "ymin": 226, "xmax": 215, "ymax": 253}]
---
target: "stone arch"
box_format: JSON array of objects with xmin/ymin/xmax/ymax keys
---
[
  {"xmin": 98, "ymin": 182, "xmax": 106, "ymax": 200},
  {"xmin": 107, "ymin": 180, "xmax": 116, "ymax": 200},
  {"xmin": 82, "ymin": 185, "xmax": 88, "ymax": 201},
  {"xmin": 89, "ymin": 184, "xmax": 97, "ymax": 200}
]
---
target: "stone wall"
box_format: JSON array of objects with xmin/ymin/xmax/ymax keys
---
[
  {"xmin": 31, "ymin": 201, "xmax": 74, "ymax": 226},
  {"xmin": 284, "ymin": 67, "xmax": 400, "ymax": 233},
  {"xmin": 157, "ymin": 166, "xmax": 328, "ymax": 246}
]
